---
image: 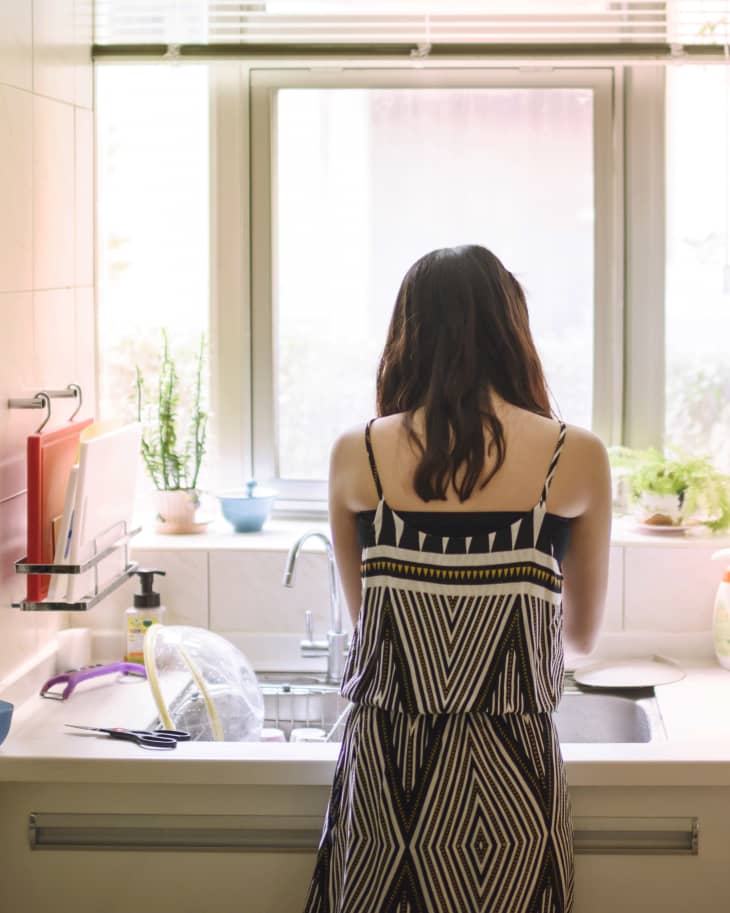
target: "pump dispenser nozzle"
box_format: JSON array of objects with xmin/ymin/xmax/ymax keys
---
[{"xmin": 132, "ymin": 568, "xmax": 166, "ymax": 608}]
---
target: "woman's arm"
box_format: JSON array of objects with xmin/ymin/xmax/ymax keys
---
[
  {"xmin": 560, "ymin": 432, "xmax": 613, "ymax": 657},
  {"xmin": 328, "ymin": 431, "xmax": 365, "ymax": 627}
]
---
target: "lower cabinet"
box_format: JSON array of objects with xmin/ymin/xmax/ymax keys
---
[
  {"xmin": 571, "ymin": 786, "xmax": 730, "ymax": 913},
  {"xmin": 0, "ymin": 782, "xmax": 727, "ymax": 913},
  {"xmin": 0, "ymin": 781, "xmax": 327, "ymax": 913}
]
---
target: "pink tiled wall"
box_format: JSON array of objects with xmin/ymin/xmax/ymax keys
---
[{"xmin": 0, "ymin": 0, "xmax": 94, "ymax": 685}]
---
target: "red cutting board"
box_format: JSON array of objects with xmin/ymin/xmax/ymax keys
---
[{"xmin": 26, "ymin": 418, "xmax": 93, "ymax": 602}]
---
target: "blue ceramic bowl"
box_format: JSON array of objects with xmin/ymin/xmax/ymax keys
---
[
  {"xmin": 218, "ymin": 482, "xmax": 276, "ymax": 533},
  {"xmin": 0, "ymin": 700, "xmax": 14, "ymax": 747}
]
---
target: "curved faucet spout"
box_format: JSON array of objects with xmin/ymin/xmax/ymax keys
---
[{"xmin": 282, "ymin": 530, "xmax": 341, "ymax": 634}]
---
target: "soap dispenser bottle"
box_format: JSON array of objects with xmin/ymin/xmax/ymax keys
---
[
  {"xmin": 712, "ymin": 549, "xmax": 730, "ymax": 670},
  {"xmin": 125, "ymin": 569, "xmax": 166, "ymax": 665}
]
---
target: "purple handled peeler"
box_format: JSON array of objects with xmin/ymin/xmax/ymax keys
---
[{"xmin": 40, "ymin": 662, "xmax": 147, "ymax": 701}]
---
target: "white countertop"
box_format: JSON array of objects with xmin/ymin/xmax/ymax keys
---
[{"xmin": 2, "ymin": 656, "xmax": 730, "ymax": 788}]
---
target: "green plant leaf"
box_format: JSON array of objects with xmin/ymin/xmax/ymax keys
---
[
  {"xmin": 134, "ymin": 329, "xmax": 208, "ymax": 493},
  {"xmin": 610, "ymin": 446, "xmax": 730, "ymax": 531}
]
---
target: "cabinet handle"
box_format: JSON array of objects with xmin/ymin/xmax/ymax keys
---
[
  {"xmin": 29, "ymin": 812, "xmax": 699, "ymax": 856},
  {"xmin": 573, "ymin": 816, "xmax": 698, "ymax": 855},
  {"xmin": 29, "ymin": 812, "xmax": 323, "ymax": 852}
]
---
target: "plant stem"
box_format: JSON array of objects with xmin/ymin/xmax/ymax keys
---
[{"xmin": 136, "ymin": 329, "xmax": 207, "ymax": 493}]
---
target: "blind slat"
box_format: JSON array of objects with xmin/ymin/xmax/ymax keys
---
[{"xmin": 94, "ymin": 1, "xmax": 730, "ymax": 48}]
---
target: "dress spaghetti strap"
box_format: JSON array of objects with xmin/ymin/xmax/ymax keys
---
[
  {"xmin": 364, "ymin": 419, "xmax": 383, "ymax": 500},
  {"xmin": 539, "ymin": 421, "xmax": 567, "ymax": 507}
]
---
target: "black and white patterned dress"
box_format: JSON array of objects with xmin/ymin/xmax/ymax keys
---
[{"xmin": 304, "ymin": 420, "xmax": 573, "ymax": 913}]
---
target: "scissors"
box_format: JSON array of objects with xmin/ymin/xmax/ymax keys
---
[{"xmin": 65, "ymin": 724, "xmax": 191, "ymax": 751}]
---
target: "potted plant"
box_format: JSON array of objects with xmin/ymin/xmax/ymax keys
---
[
  {"xmin": 609, "ymin": 446, "xmax": 730, "ymax": 532},
  {"xmin": 135, "ymin": 330, "xmax": 208, "ymax": 533}
]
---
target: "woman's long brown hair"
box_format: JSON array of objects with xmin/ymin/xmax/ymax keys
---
[{"xmin": 376, "ymin": 245, "xmax": 553, "ymax": 502}]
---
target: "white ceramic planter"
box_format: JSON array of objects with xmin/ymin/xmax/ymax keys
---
[
  {"xmin": 634, "ymin": 491, "xmax": 684, "ymax": 526},
  {"xmin": 154, "ymin": 489, "xmax": 201, "ymax": 534}
]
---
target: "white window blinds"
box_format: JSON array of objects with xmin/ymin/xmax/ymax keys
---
[{"xmin": 94, "ymin": 1, "xmax": 730, "ymax": 49}]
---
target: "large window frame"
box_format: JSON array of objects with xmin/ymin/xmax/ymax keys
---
[
  {"xmin": 219, "ymin": 62, "xmax": 623, "ymax": 504},
  {"xmin": 96, "ymin": 56, "xmax": 667, "ymax": 511}
]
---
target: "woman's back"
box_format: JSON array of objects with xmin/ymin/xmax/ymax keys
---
[
  {"xmin": 341, "ymin": 402, "xmax": 591, "ymax": 516},
  {"xmin": 331, "ymin": 399, "xmax": 611, "ymax": 658},
  {"xmin": 303, "ymin": 245, "xmax": 611, "ymax": 913},
  {"xmin": 306, "ymin": 408, "xmax": 605, "ymax": 912}
]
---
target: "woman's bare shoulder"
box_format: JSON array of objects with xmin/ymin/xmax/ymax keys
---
[
  {"xmin": 550, "ymin": 422, "xmax": 611, "ymax": 514},
  {"xmin": 329, "ymin": 422, "xmax": 379, "ymax": 509},
  {"xmin": 510, "ymin": 409, "xmax": 607, "ymax": 466},
  {"xmin": 330, "ymin": 417, "xmax": 414, "ymax": 510},
  {"xmin": 521, "ymin": 411, "xmax": 603, "ymax": 449},
  {"xmin": 330, "ymin": 422, "xmax": 369, "ymax": 466},
  {"xmin": 562, "ymin": 422, "xmax": 610, "ymax": 468}
]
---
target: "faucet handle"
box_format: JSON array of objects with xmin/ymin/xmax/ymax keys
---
[{"xmin": 300, "ymin": 610, "xmax": 328, "ymax": 660}]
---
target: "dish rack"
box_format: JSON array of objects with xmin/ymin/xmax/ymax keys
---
[
  {"xmin": 9, "ymin": 384, "xmax": 141, "ymax": 612},
  {"xmin": 257, "ymin": 678, "xmax": 351, "ymax": 739},
  {"xmin": 13, "ymin": 520, "xmax": 140, "ymax": 612}
]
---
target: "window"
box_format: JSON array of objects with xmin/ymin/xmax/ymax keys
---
[
  {"xmin": 250, "ymin": 68, "xmax": 618, "ymax": 499},
  {"xmin": 666, "ymin": 64, "xmax": 730, "ymax": 470},
  {"xmin": 96, "ymin": 63, "xmax": 211, "ymax": 484},
  {"xmin": 98, "ymin": 58, "xmax": 707, "ymax": 509}
]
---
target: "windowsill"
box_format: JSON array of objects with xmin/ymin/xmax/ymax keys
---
[
  {"xmin": 610, "ymin": 515, "xmax": 730, "ymax": 548},
  {"xmin": 129, "ymin": 511, "xmax": 730, "ymax": 553},
  {"xmin": 131, "ymin": 514, "xmax": 332, "ymax": 552}
]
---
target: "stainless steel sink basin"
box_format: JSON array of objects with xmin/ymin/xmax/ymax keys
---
[
  {"xmin": 554, "ymin": 691, "xmax": 658, "ymax": 743},
  {"xmin": 255, "ymin": 671, "xmax": 666, "ymax": 743}
]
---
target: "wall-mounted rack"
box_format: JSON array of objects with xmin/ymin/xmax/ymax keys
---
[
  {"xmin": 8, "ymin": 384, "xmax": 83, "ymax": 432},
  {"xmin": 13, "ymin": 520, "xmax": 140, "ymax": 612}
]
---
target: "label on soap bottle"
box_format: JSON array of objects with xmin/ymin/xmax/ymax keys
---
[
  {"xmin": 714, "ymin": 619, "xmax": 730, "ymax": 658},
  {"xmin": 125, "ymin": 615, "xmax": 159, "ymax": 664}
]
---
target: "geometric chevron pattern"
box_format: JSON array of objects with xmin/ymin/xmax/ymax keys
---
[
  {"xmin": 302, "ymin": 421, "xmax": 573, "ymax": 912},
  {"xmin": 342, "ymin": 577, "xmax": 566, "ymax": 715},
  {"xmin": 303, "ymin": 706, "xmax": 574, "ymax": 913}
]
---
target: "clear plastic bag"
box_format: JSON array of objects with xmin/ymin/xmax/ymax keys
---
[{"xmin": 144, "ymin": 624, "xmax": 264, "ymax": 741}]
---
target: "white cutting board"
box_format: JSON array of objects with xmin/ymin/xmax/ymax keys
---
[{"xmin": 65, "ymin": 423, "xmax": 142, "ymax": 601}]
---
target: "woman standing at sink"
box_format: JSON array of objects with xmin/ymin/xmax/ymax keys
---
[{"xmin": 303, "ymin": 245, "xmax": 612, "ymax": 913}]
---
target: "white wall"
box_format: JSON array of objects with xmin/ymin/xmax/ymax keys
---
[{"xmin": 0, "ymin": 0, "xmax": 94, "ymax": 682}]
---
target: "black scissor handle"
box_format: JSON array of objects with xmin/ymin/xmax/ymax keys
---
[
  {"xmin": 135, "ymin": 729, "xmax": 191, "ymax": 742},
  {"xmin": 108, "ymin": 728, "xmax": 177, "ymax": 750}
]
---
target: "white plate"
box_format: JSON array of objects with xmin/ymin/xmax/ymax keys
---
[
  {"xmin": 573, "ymin": 655, "xmax": 685, "ymax": 689},
  {"xmin": 632, "ymin": 523, "xmax": 690, "ymax": 536}
]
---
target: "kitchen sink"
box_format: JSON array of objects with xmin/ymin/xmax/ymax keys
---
[
  {"xmin": 256, "ymin": 671, "xmax": 667, "ymax": 743},
  {"xmin": 553, "ymin": 691, "xmax": 660, "ymax": 743}
]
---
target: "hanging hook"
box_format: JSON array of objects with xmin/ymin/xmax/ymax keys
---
[
  {"xmin": 8, "ymin": 385, "xmax": 84, "ymax": 429},
  {"xmin": 67, "ymin": 383, "xmax": 83, "ymax": 421},
  {"xmin": 34, "ymin": 392, "xmax": 52, "ymax": 434}
]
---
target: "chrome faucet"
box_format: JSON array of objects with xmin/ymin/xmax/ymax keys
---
[{"xmin": 282, "ymin": 531, "xmax": 348, "ymax": 684}]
